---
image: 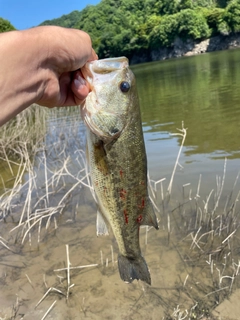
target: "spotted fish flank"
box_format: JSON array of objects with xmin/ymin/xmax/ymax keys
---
[{"xmin": 81, "ymin": 57, "xmax": 158, "ymax": 285}]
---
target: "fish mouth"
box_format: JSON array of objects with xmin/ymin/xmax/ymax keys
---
[{"xmin": 81, "ymin": 56, "xmax": 129, "ymax": 87}]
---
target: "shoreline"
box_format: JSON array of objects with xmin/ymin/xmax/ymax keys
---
[{"xmin": 130, "ymin": 32, "xmax": 240, "ymax": 64}]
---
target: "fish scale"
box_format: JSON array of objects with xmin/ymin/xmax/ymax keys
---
[{"xmin": 81, "ymin": 57, "xmax": 158, "ymax": 285}]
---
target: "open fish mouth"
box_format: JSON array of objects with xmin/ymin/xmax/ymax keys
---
[
  {"xmin": 81, "ymin": 57, "xmax": 129, "ymax": 85},
  {"xmin": 81, "ymin": 57, "xmax": 130, "ymax": 96}
]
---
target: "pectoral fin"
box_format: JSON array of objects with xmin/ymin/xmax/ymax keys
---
[{"xmin": 96, "ymin": 210, "xmax": 109, "ymax": 236}]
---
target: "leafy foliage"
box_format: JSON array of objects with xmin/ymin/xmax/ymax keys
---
[
  {"xmin": 154, "ymin": 0, "xmax": 179, "ymax": 15},
  {"xmin": 0, "ymin": 18, "xmax": 16, "ymax": 32},
  {"xmin": 225, "ymin": 0, "xmax": 240, "ymax": 32},
  {"xmin": 36, "ymin": 0, "xmax": 240, "ymax": 59},
  {"xmin": 205, "ymin": 7, "xmax": 230, "ymax": 35},
  {"xmin": 177, "ymin": 9, "xmax": 211, "ymax": 40},
  {"xmin": 39, "ymin": 10, "xmax": 82, "ymax": 28},
  {"xmin": 149, "ymin": 14, "xmax": 178, "ymax": 47}
]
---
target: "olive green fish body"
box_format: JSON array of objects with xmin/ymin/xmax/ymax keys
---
[{"xmin": 81, "ymin": 57, "xmax": 158, "ymax": 285}]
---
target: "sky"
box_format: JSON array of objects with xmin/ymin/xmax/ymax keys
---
[{"xmin": 0, "ymin": 0, "xmax": 101, "ymax": 30}]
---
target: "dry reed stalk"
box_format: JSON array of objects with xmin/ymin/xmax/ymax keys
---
[
  {"xmin": 25, "ymin": 273, "xmax": 34, "ymax": 289},
  {"xmin": 43, "ymin": 150, "xmax": 49, "ymax": 207},
  {"xmin": 147, "ymin": 172, "xmax": 156, "ymax": 199},
  {"xmin": 66, "ymin": 244, "xmax": 70, "ymax": 299},
  {"xmin": 195, "ymin": 174, "xmax": 202, "ymax": 199},
  {"xmin": 41, "ymin": 300, "xmax": 57, "ymax": 320},
  {"xmin": 1, "ymin": 144, "xmax": 14, "ymax": 176},
  {"xmin": 205, "ymin": 286, "xmax": 229, "ymax": 297},
  {"xmin": 167, "ymin": 214, "xmax": 171, "ymax": 245},
  {"xmin": 190, "ymin": 226, "xmax": 202, "ymax": 250},
  {"xmin": 182, "ymin": 183, "xmax": 190, "ymax": 200},
  {"xmin": 149, "ymin": 195, "xmax": 160, "ymax": 213},
  {"xmin": 167, "ymin": 121, "xmax": 187, "ymax": 195},
  {"xmin": 8, "ymin": 144, "xmax": 87, "ymax": 242},
  {"xmin": 171, "ymin": 305, "xmax": 188, "ymax": 320},
  {"xmin": 212, "ymin": 158, "xmax": 227, "ymax": 214},
  {"xmin": 0, "ymin": 236, "xmax": 15, "ymax": 252},
  {"xmin": 10, "ymin": 296, "xmax": 21, "ymax": 320},
  {"xmin": 203, "ymin": 189, "xmax": 214, "ymax": 213},
  {"xmin": 35, "ymin": 288, "xmax": 64, "ymax": 309},
  {"xmin": 53, "ymin": 263, "xmax": 98, "ymax": 272},
  {"xmin": 110, "ymin": 245, "xmax": 115, "ymax": 267}
]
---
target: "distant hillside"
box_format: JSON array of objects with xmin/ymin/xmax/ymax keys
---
[
  {"xmin": 39, "ymin": 10, "xmax": 82, "ymax": 28},
  {"xmin": 38, "ymin": 0, "xmax": 240, "ymax": 62}
]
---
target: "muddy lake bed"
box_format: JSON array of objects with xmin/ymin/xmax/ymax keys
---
[{"xmin": 1, "ymin": 49, "xmax": 240, "ymax": 319}]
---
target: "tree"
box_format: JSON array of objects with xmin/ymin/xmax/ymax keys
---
[
  {"xmin": 225, "ymin": 0, "xmax": 240, "ymax": 32},
  {"xmin": 177, "ymin": 9, "xmax": 211, "ymax": 39},
  {"xmin": 40, "ymin": 10, "xmax": 81, "ymax": 28},
  {"xmin": 0, "ymin": 18, "xmax": 16, "ymax": 32},
  {"xmin": 154, "ymin": 0, "xmax": 179, "ymax": 15},
  {"xmin": 149, "ymin": 14, "xmax": 178, "ymax": 47},
  {"xmin": 179, "ymin": 0, "xmax": 194, "ymax": 10},
  {"xmin": 206, "ymin": 7, "xmax": 230, "ymax": 35}
]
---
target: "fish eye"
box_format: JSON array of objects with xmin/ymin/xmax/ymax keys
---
[{"xmin": 119, "ymin": 81, "xmax": 130, "ymax": 93}]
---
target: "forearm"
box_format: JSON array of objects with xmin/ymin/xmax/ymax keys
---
[{"xmin": 0, "ymin": 29, "xmax": 46, "ymax": 126}]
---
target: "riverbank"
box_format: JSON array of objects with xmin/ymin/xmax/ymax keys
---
[{"xmin": 130, "ymin": 32, "xmax": 240, "ymax": 64}]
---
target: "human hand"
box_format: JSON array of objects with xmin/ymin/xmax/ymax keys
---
[
  {"xmin": 0, "ymin": 26, "xmax": 97, "ymax": 125},
  {"xmin": 33, "ymin": 26, "xmax": 98, "ymax": 107}
]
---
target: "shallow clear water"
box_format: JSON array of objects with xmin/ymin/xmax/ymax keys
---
[{"xmin": 1, "ymin": 49, "xmax": 240, "ymax": 319}]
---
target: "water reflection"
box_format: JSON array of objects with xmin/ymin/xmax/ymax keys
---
[{"xmin": 133, "ymin": 49, "xmax": 240, "ymax": 163}]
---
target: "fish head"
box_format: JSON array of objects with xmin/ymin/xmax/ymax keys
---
[{"xmin": 81, "ymin": 57, "xmax": 136, "ymax": 142}]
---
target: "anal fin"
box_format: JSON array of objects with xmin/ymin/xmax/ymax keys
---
[{"xmin": 141, "ymin": 199, "xmax": 159, "ymax": 230}]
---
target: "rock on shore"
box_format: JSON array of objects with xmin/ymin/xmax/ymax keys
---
[{"xmin": 130, "ymin": 33, "xmax": 240, "ymax": 64}]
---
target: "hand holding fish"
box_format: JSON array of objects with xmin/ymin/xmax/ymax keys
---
[{"xmin": 0, "ymin": 26, "xmax": 97, "ymax": 126}]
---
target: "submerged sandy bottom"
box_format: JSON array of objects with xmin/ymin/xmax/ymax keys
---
[{"xmin": 1, "ymin": 183, "xmax": 240, "ymax": 319}]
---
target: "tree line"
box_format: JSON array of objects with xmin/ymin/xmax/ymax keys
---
[{"xmin": 1, "ymin": 0, "xmax": 240, "ymax": 60}]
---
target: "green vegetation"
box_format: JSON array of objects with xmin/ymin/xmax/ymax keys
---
[
  {"xmin": 0, "ymin": 0, "xmax": 238, "ymax": 59},
  {"xmin": 0, "ymin": 17, "xmax": 15, "ymax": 32},
  {"xmin": 38, "ymin": 0, "xmax": 240, "ymax": 60},
  {"xmin": 39, "ymin": 10, "xmax": 81, "ymax": 28}
]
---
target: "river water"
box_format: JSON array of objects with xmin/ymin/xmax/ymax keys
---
[
  {"xmin": 1, "ymin": 49, "xmax": 240, "ymax": 319},
  {"xmin": 134, "ymin": 48, "xmax": 240, "ymax": 193}
]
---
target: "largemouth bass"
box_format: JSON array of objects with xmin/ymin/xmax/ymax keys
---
[{"xmin": 81, "ymin": 57, "xmax": 158, "ymax": 285}]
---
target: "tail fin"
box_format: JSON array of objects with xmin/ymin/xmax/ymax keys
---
[{"xmin": 118, "ymin": 254, "xmax": 151, "ymax": 285}]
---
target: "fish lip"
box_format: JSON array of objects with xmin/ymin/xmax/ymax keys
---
[
  {"xmin": 90, "ymin": 57, "xmax": 129, "ymax": 73},
  {"xmin": 81, "ymin": 57, "xmax": 129, "ymax": 86},
  {"xmin": 86, "ymin": 56, "xmax": 129, "ymax": 71}
]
